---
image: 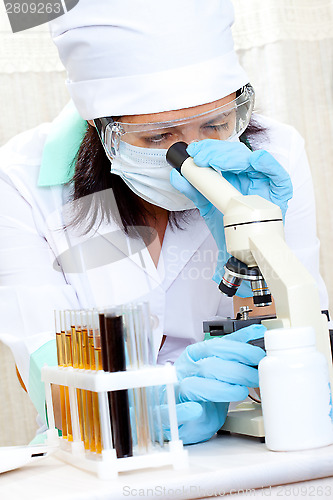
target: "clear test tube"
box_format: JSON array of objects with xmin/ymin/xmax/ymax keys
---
[
  {"xmin": 121, "ymin": 305, "xmax": 140, "ymax": 450},
  {"xmin": 55, "ymin": 311, "xmax": 68, "ymax": 440},
  {"xmin": 122, "ymin": 303, "xmax": 150, "ymax": 453},
  {"xmin": 141, "ymin": 302, "xmax": 155, "ymax": 365},
  {"xmin": 133, "ymin": 304, "xmax": 151, "ymax": 452},
  {"xmin": 121, "ymin": 305, "xmax": 135, "ymax": 368},
  {"xmin": 141, "ymin": 302, "xmax": 164, "ymax": 447}
]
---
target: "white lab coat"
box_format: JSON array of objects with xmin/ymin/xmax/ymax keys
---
[{"xmin": 0, "ymin": 113, "xmax": 328, "ymax": 397}]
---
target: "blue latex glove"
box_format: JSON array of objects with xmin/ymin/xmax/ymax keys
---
[
  {"xmin": 161, "ymin": 324, "xmax": 266, "ymax": 444},
  {"xmin": 170, "ymin": 139, "xmax": 293, "ymax": 288}
]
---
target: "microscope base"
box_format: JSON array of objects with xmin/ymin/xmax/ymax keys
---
[{"xmin": 220, "ymin": 402, "xmax": 265, "ymax": 439}]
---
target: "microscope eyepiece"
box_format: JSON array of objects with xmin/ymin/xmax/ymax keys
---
[{"xmin": 166, "ymin": 142, "xmax": 190, "ymax": 172}]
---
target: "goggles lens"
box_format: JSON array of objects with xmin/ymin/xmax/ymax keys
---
[{"xmin": 95, "ymin": 84, "xmax": 254, "ymax": 159}]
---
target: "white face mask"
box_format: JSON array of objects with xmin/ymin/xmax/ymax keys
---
[{"xmin": 110, "ymin": 141, "xmax": 196, "ymax": 211}]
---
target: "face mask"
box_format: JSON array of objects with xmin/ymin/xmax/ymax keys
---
[{"xmin": 110, "ymin": 141, "xmax": 196, "ymax": 211}]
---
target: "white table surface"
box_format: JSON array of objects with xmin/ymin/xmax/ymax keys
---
[{"xmin": 1, "ymin": 434, "xmax": 333, "ymax": 500}]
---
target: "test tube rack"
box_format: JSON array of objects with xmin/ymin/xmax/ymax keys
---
[{"xmin": 41, "ymin": 363, "xmax": 188, "ymax": 480}]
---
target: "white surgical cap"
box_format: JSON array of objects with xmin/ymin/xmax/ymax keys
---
[{"xmin": 50, "ymin": 0, "xmax": 249, "ymax": 120}]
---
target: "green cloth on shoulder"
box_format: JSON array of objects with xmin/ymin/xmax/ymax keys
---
[
  {"xmin": 28, "ymin": 431, "xmax": 48, "ymax": 445},
  {"xmin": 38, "ymin": 101, "xmax": 87, "ymax": 187}
]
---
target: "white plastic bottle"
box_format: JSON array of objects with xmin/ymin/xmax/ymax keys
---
[{"xmin": 258, "ymin": 326, "xmax": 333, "ymax": 451}]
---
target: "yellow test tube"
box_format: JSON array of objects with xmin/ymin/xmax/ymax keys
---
[
  {"xmin": 88, "ymin": 310, "xmax": 102, "ymax": 454},
  {"xmin": 69, "ymin": 311, "xmax": 85, "ymax": 443},
  {"xmin": 55, "ymin": 311, "xmax": 67, "ymax": 440},
  {"xmin": 75, "ymin": 311, "xmax": 90, "ymax": 451},
  {"xmin": 63, "ymin": 311, "xmax": 73, "ymax": 442},
  {"xmin": 81, "ymin": 311, "xmax": 96, "ymax": 453}
]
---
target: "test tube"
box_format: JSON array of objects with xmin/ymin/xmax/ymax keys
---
[
  {"xmin": 141, "ymin": 302, "xmax": 163, "ymax": 447},
  {"xmin": 62, "ymin": 311, "xmax": 73, "ymax": 441},
  {"xmin": 64, "ymin": 310, "xmax": 81, "ymax": 443},
  {"xmin": 81, "ymin": 311, "xmax": 96, "ymax": 453},
  {"xmin": 122, "ymin": 306, "xmax": 143, "ymax": 451},
  {"xmin": 75, "ymin": 311, "xmax": 90, "ymax": 451},
  {"xmin": 83, "ymin": 309, "xmax": 102, "ymax": 453},
  {"xmin": 69, "ymin": 310, "xmax": 85, "ymax": 443},
  {"xmin": 55, "ymin": 311, "xmax": 68, "ymax": 440},
  {"xmin": 103, "ymin": 312, "xmax": 133, "ymax": 458},
  {"xmin": 97, "ymin": 311, "xmax": 113, "ymax": 451},
  {"xmin": 87, "ymin": 310, "xmax": 102, "ymax": 454},
  {"xmin": 132, "ymin": 305, "xmax": 151, "ymax": 451},
  {"xmin": 125, "ymin": 302, "xmax": 163, "ymax": 449}
]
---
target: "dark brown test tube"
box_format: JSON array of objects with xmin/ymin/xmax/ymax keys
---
[
  {"xmin": 98, "ymin": 312, "xmax": 113, "ymax": 446},
  {"xmin": 98, "ymin": 312, "xmax": 109, "ymax": 373},
  {"xmin": 99, "ymin": 312, "xmax": 133, "ymax": 458}
]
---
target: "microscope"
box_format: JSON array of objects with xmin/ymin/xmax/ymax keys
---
[{"xmin": 167, "ymin": 142, "xmax": 333, "ymax": 439}]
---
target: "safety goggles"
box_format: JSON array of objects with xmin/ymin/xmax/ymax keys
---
[{"xmin": 94, "ymin": 83, "xmax": 255, "ymax": 159}]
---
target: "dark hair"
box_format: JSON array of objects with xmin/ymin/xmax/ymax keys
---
[
  {"xmin": 71, "ymin": 123, "xmax": 152, "ymax": 234},
  {"xmin": 70, "ymin": 118, "xmax": 267, "ymax": 234}
]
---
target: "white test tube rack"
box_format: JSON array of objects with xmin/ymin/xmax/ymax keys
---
[{"xmin": 41, "ymin": 363, "xmax": 188, "ymax": 480}]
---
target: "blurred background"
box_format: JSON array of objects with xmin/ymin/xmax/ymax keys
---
[{"xmin": 0, "ymin": 0, "xmax": 333, "ymax": 445}]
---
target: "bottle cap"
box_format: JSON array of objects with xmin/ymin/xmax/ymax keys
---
[{"xmin": 264, "ymin": 326, "xmax": 316, "ymax": 351}]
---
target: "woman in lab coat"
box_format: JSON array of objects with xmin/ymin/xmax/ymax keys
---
[{"xmin": 0, "ymin": 0, "xmax": 328, "ymax": 444}]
